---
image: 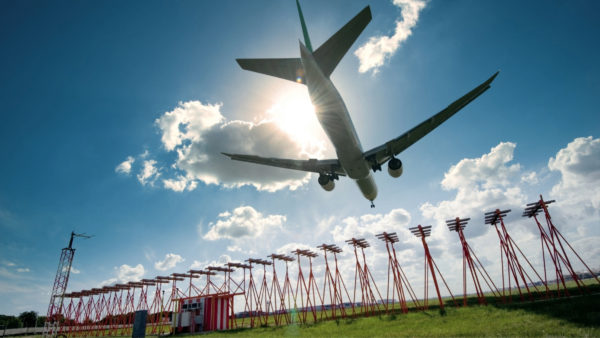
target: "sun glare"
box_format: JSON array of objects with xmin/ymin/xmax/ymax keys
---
[{"xmin": 266, "ymin": 89, "xmax": 328, "ymax": 157}]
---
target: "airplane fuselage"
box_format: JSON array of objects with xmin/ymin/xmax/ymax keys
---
[{"xmin": 299, "ymin": 43, "xmax": 378, "ymax": 201}]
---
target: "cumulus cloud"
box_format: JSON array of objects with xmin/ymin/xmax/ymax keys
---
[
  {"xmin": 101, "ymin": 264, "xmax": 145, "ymax": 286},
  {"xmin": 137, "ymin": 160, "xmax": 160, "ymax": 186},
  {"xmin": 420, "ymin": 142, "xmax": 527, "ymax": 238},
  {"xmin": 190, "ymin": 254, "xmax": 232, "ymax": 270},
  {"xmin": 548, "ymin": 136, "xmax": 600, "ymax": 221},
  {"xmin": 204, "ymin": 206, "xmax": 285, "ymax": 240},
  {"xmin": 154, "ymin": 253, "xmax": 184, "ymax": 271},
  {"xmin": 549, "ymin": 136, "xmax": 600, "ymax": 203},
  {"xmin": 521, "ymin": 171, "xmax": 539, "ymax": 185},
  {"xmin": 16, "ymin": 268, "xmax": 30, "ymax": 273},
  {"xmin": 355, "ymin": 0, "xmax": 427, "ymax": 74},
  {"xmin": 115, "ymin": 156, "xmax": 135, "ymax": 175},
  {"xmin": 163, "ymin": 175, "xmax": 198, "ymax": 192},
  {"xmin": 152, "ymin": 100, "xmax": 324, "ymax": 192},
  {"xmin": 330, "ymin": 208, "xmax": 412, "ymax": 243}
]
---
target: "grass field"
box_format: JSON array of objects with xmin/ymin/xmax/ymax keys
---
[{"xmin": 197, "ymin": 282, "xmax": 600, "ymax": 337}]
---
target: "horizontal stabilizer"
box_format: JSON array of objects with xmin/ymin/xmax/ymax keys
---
[
  {"xmin": 236, "ymin": 58, "xmax": 305, "ymax": 84},
  {"xmin": 314, "ymin": 6, "xmax": 371, "ymax": 78}
]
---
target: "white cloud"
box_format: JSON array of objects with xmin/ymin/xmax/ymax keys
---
[
  {"xmin": 330, "ymin": 208, "xmax": 412, "ymax": 243},
  {"xmin": 355, "ymin": 0, "xmax": 427, "ymax": 74},
  {"xmin": 137, "ymin": 160, "xmax": 160, "ymax": 186},
  {"xmin": 521, "ymin": 171, "xmax": 539, "ymax": 185},
  {"xmin": 115, "ymin": 156, "xmax": 135, "ymax": 175},
  {"xmin": 227, "ymin": 245, "xmax": 243, "ymax": 252},
  {"xmin": 420, "ymin": 142, "xmax": 527, "ymax": 238},
  {"xmin": 190, "ymin": 254, "xmax": 232, "ymax": 270},
  {"xmin": 548, "ymin": 136, "xmax": 600, "ymax": 214},
  {"xmin": 154, "ymin": 253, "xmax": 184, "ymax": 271},
  {"xmin": 16, "ymin": 268, "xmax": 30, "ymax": 273},
  {"xmin": 163, "ymin": 175, "xmax": 197, "ymax": 192},
  {"xmin": 204, "ymin": 206, "xmax": 285, "ymax": 240},
  {"xmin": 155, "ymin": 101, "xmax": 317, "ymax": 192},
  {"xmin": 101, "ymin": 264, "xmax": 145, "ymax": 286},
  {"xmin": 62, "ymin": 266, "xmax": 80, "ymax": 274},
  {"xmin": 3, "ymin": 261, "xmax": 16, "ymax": 267}
]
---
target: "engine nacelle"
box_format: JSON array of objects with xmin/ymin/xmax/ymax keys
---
[
  {"xmin": 387, "ymin": 158, "xmax": 403, "ymax": 178},
  {"xmin": 318, "ymin": 174, "xmax": 335, "ymax": 191}
]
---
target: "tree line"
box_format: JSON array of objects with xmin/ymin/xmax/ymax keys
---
[{"xmin": 0, "ymin": 311, "xmax": 46, "ymax": 329}]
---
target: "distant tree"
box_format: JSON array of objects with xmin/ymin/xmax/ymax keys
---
[
  {"xmin": 18, "ymin": 311, "xmax": 37, "ymax": 327},
  {"xmin": 6, "ymin": 316, "xmax": 21, "ymax": 329},
  {"xmin": 36, "ymin": 315, "xmax": 46, "ymax": 327}
]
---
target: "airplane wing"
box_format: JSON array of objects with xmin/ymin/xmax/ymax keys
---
[
  {"xmin": 363, "ymin": 71, "xmax": 499, "ymax": 168},
  {"xmin": 222, "ymin": 153, "xmax": 346, "ymax": 176}
]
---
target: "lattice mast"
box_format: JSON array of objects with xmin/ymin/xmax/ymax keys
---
[
  {"xmin": 446, "ymin": 217, "xmax": 502, "ymax": 305},
  {"xmin": 410, "ymin": 225, "xmax": 457, "ymax": 313},
  {"xmin": 346, "ymin": 238, "xmax": 385, "ymax": 316},
  {"xmin": 292, "ymin": 249, "xmax": 321, "ymax": 324},
  {"xmin": 44, "ymin": 231, "xmax": 91, "ymax": 337},
  {"xmin": 485, "ymin": 209, "xmax": 547, "ymax": 301},
  {"xmin": 318, "ymin": 244, "xmax": 354, "ymax": 320},
  {"xmin": 374, "ymin": 232, "xmax": 421, "ymax": 313},
  {"xmin": 268, "ymin": 254, "xmax": 295, "ymax": 325},
  {"xmin": 523, "ymin": 195, "xmax": 600, "ymax": 295},
  {"xmin": 225, "ymin": 263, "xmax": 250, "ymax": 329},
  {"xmin": 245, "ymin": 258, "xmax": 272, "ymax": 327}
]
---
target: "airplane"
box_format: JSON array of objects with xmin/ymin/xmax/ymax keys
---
[{"xmin": 223, "ymin": 1, "xmax": 498, "ymax": 208}]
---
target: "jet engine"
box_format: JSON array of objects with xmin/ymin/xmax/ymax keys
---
[
  {"xmin": 387, "ymin": 158, "xmax": 403, "ymax": 178},
  {"xmin": 318, "ymin": 174, "xmax": 335, "ymax": 191}
]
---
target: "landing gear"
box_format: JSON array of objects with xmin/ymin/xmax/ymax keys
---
[{"xmin": 370, "ymin": 201, "xmax": 375, "ymax": 208}]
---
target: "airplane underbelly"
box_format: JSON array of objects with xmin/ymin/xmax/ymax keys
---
[{"xmin": 355, "ymin": 174, "xmax": 377, "ymax": 201}]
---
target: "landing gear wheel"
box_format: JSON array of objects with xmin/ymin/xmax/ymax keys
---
[{"xmin": 370, "ymin": 201, "xmax": 375, "ymax": 208}]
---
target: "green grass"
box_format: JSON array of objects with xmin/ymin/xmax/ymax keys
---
[{"xmin": 195, "ymin": 282, "xmax": 600, "ymax": 337}]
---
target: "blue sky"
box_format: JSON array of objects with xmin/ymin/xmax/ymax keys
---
[{"xmin": 1, "ymin": 0, "xmax": 599, "ymax": 315}]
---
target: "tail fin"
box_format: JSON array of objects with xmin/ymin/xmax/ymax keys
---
[
  {"xmin": 313, "ymin": 6, "xmax": 371, "ymax": 78},
  {"xmin": 236, "ymin": 4, "xmax": 371, "ymax": 83},
  {"xmin": 296, "ymin": 0, "xmax": 313, "ymax": 52}
]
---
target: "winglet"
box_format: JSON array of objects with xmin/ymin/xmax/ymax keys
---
[{"xmin": 487, "ymin": 70, "xmax": 500, "ymax": 84}]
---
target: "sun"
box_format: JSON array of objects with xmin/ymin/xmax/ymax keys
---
[{"xmin": 266, "ymin": 89, "xmax": 327, "ymax": 157}]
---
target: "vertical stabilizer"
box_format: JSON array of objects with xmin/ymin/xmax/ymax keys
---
[{"xmin": 296, "ymin": 0, "xmax": 313, "ymax": 52}]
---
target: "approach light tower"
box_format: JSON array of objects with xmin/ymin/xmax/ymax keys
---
[{"xmin": 43, "ymin": 231, "xmax": 92, "ymax": 337}]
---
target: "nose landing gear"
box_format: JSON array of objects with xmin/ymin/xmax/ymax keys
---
[{"xmin": 370, "ymin": 200, "xmax": 375, "ymax": 208}]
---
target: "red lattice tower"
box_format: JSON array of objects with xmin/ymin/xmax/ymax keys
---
[
  {"xmin": 207, "ymin": 266, "xmax": 234, "ymax": 295},
  {"xmin": 188, "ymin": 269, "xmax": 217, "ymax": 296},
  {"xmin": 115, "ymin": 284, "xmax": 132, "ymax": 335},
  {"xmin": 410, "ymin": 225, "xmax": 457, "ymax": 313},
  {"xmin": 345, "ymin": 238, "xmax": 385, "ymax": 316},
  {"xmin": 245, "ymin": 258, "xmax": 272, "ymax": 327},
  {"xmin": 318, "ymin": 243, "xmax": 354, "ymax": 320},
  {"xmin": 485, "ymin": 209, "xmax": 548, "ymax": 301},
  {"xmin": 375, "ymin": 232, "xmax": 421, "ymax": 314},
  {"xmin": 292, "ymin": 249, "xmax": 322, "ymax": 324},
  {"xmin": 147, "ymin": 277, "xmax": 171, "ymax": 335},
  {"xmin": 446, "ymin": 217, "xmax": 502, "ymax": 306},
  {"xmin": 44, "ymin": 232, "xmax": 91, "ymax": 337},
  {"xmin": 157, "ymin": 275, "xmax": 185, "ymax": 334},
  {"xmin": 268, "ymin": 254, "xmax": 295, "ymax": 325},
  {"xmin": 523, "ymin": 195, "xmax": 600, "ymax": 296},
  {"xmin": 225, "ymin": 263, "xmax": 251, "ymax": 328}
]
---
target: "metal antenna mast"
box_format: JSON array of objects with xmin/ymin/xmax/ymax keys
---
[{"xmin": 43, "ymin": 231, "xmax": 92, "ymax": 337}]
